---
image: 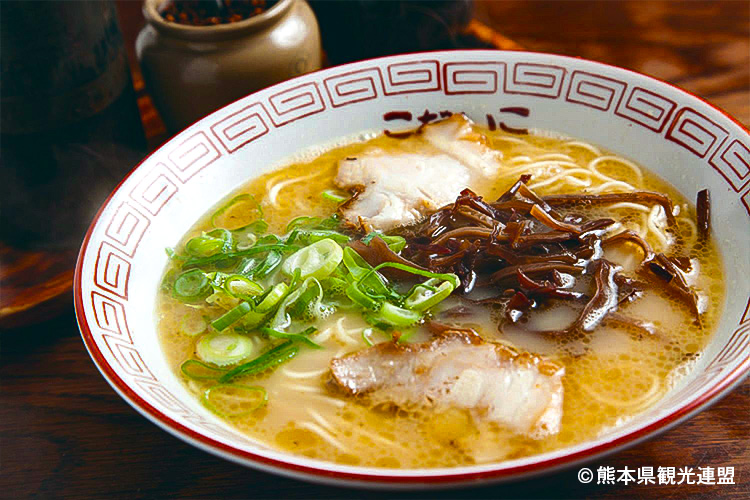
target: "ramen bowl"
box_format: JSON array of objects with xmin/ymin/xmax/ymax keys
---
[{"xmin": 75, "ymin": 50, "xmax": 750, "ymax": 488}]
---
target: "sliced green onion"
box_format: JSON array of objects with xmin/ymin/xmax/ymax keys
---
[
  {"xmin": 342, "ymin": 246, "xmax": 373, "ymax": 281},
  {"xmin": 383, "ymin": 235, "xmax": 406, "ymax": 252},
  {"xmin": 202, "ymin": 384, "xmax": 267, "ymax": 418},
  {"xmin": 320, "ymin": 276, "xmax": 348, "ymax": 296},
  {"xmin": 257, "ymin": 282, "xmax": 290, "ymax": 311},
  {"xmin": 321, "ymin": 189, "xmax": 349, "ymax": 203},
  {"xmin": 235, "ymin": 257, "xmax": 258, "ymax": 276},
  {"xmin": 404, "ymin": 280, "xmax": 455, "ymax": 312},
  {"xmin": 160, "ymin": 268, "xmax": 178, "ymax": 293},
  {"xmin": 219, "ymin": 340, "xmax": 297, "ymax": 383},
  {"xmin": 360, "ymin": 232, "xmax": 378, "ymax": 245},
  {"xmin": 165, "ymin": 247, "xmax": 187, "ymax": 261},
  {"xmin": 257, "ymin": 234, "xmax": 282, "ymax": 245},
  {"xmin": 223, "ymin": 275, "xmax": 264, "ymax": 300},
  {"xmin": 261, "ymin": 326, "xmax": 322, "ymax": 349},
  {"xmin": 184, "ymin": 243, "xmax": 292, "ymax": 268},
  {"xmin": 285, "ymin": 228, "xmax": 300, "ymax": 245},
  {"xmin": 270, "ymin": 277, "xmax": 317, "ymax": 330},
  {"xmin": 316, "ymin": 213, "xmax": 342, "ymax": 230},
  {"xmin": 286, "ymin": 216, "xmax": 322, "ymax": 232},
  {"xmin": 253, "ymin": 251, "xmax": 282, "ymax": 279},
  {"xmin": 298, "ymin": 278, "xmax": 335, "ymax": 320},
  {"xmin": 205, "ymin": 290, "xmax": 241, "ymax": 310},
  {"xmin": 180, "ymin": 359, "xmax": 227, "ymax": 380},
  {"xmin": 299, "ymin": 230, "xmax": 350, "ymax": 245},
  {"xmin": 173, "ymin": 269, "xmax": 211, "ymax": 302},
  {"xmin": 345, "ymin": 281, "xmax": 382, "ymax": 311},
  {"xmin": 211, "ymin": 302, "xmax": 252, "ymax": 331},
  {"xmin": 368, "ymin": 263, "xmax": 460, "ymax": 289},
  {"xmin": 179, "ymin": 312, "xmax": 207, "ymax": 337},
  {"xmin": 362, "ymin": 328, "xmax": 375, "ymax": 346},
  {"xmin": 205, "ymin": 270, "xmax": 226, "ymax": 288},
  {"xmin": 240, "ymin": 282, "xmax": 289, "ymax": 328},
  {"xmin": 235, "ymin": 233, "xmax": 258, "ymax": 251},
  {"xmin": 196, "ymin": 332, "xmax": 255, "ymax": 366},
  {"xmin": 361, "ymin": 232, "xmax": 407, "ymax": 252},
  {"xmin": 185, "ymin": 235, "xmax": 224, "ymax": 257},
  {"xmin": 286, "ymin": 214, "xmax": 342, "ymax": 232},
  {"xmin": 342, "ymin": 247, "xmax": 396, "ymax": 300},
  {"xmin": 282, "ymin": 238, "xmax": 344, "ymax": 280},
  {"xmin": 207, "ymin": 228, "xmax": 234, "ymax": 245},
  {"xmin": 185, "ymin": 229, "xmax": 233, "ymax": 257},
  {"xmin": 396, "ymin": 328, "xmax": 417, "ymax": 344},
  {"xmin": 369, "ymin": 302, "xmax": 421, "ymax": 327},
  {"xmin": 211, "ymin": 194, "xmax": 263, "ymax": 229},
  {"xmin": 233, "ymin": 219, "xmax": 268, "ymax": 237}
]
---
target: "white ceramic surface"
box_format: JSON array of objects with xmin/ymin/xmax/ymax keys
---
[{"xmin": 75, "ymin": 50, "xmax": 750, "ymax": 488}]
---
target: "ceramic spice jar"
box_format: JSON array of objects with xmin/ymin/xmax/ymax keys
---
[{"xmin": 136, "ymin": 0, "xmax": 321, "ymax": 131}]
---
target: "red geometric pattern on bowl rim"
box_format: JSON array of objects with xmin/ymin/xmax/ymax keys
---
[
  {"xmin": 505, "ymin": 62, "xmax": 566, "ymax": 98},
  {"xmin": 75, "ymin": 51, "xmax": 750, "ymax": 487},
  {"xmin": 565, "ymin": 70, "xmax": 627, "ymax": 111},
  {"xmin": 615, "ymin": 86, "xmax": 677, "ymax": 133},
  {"xmin": 323, "ymin": 67, "xmax": 385, "ymax": 107},
  {"xmin": 666, "ymin": 107, "xmax": 729, "ymax": 158},
  {"xmin": 443, "ymin": 61, "xmax": 506, "ymax": 95},
  {"xmin": 267, "ymin": 82, "xmax": 326, "ymax": 126},
  {"xmin": 165, "ymin": 131, "xmax": 221, "ymax": 183},
  {"xmin": 128, "ymin": 163, "xmax": 180, "ymax": 216},
  {"xmin": 383, "ymin": 60, "xmax": 441, "ymax": 95},
  {"xmin": 210, "ymin": 102, "xmax": 271, "ymax": 153}
]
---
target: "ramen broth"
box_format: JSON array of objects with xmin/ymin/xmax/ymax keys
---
[{"xmin": 157, "ymin": 124, "xmax": 724, "ymax": 468}]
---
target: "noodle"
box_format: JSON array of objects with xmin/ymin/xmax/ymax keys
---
[
  {"xmin": 308, "ymin": 394, "xmax": 347, "ymax": 408},
  {"xmin": 299, "ymin": 421, "xmax": 350, "ymax": 452},
  {"xmin": 281, "ymin": 383, "xmax": 324, "ymax": 394},
  {"xmin": 331, "ymin": 316, "xmax": 365, "ymax": 346},
  {"xmin": 586, "ymin": 179, "xmax": 636, "ymax": 193},
  {"xmin": 579, "ymin": 371, "xmax": 663, "ymax": 412},
  {"xmin": 353, "ymin": 424, "xmax": 404, "ymax": 449},
  {"xmin": 280, "ymin": 367, "xmax": 327, "ymax": 379},
  {"xmin": 266, "ymin": 170, "xmax": 326, "ymax": 208},
  {"xmin": 563, "ymin": 140, "xmax": 602, "ymax": 156},
  {"xmin": 676, "ymin": 215, "xmax": 699, "ymax": 250},
  {"xmin": 311, "ymin": 327, "xmax": 333, "ymax": 343},
  {"xmin": 507, "ymin": 155, "xmax": 532, "ymax": 165},
  {"xmin": 527, "ymin": 168, "xmax": 593, "ymax": 191},
  {"xmin": 492, "ymin": 135, "xmax": 531, "ymax": 146},
  {"xmin": 533, "ymin": 153, "xmax": 575, "ymax": 162},
  {"xmin": 305, "ymin": 409, "xmax": 354, "ymax": 453},
  {"xmin": 608, "ymin": 202, "xmax": 651, "ymax": 212},
  {"xmin": 589, "ymin": 155, "xmax": 644, "ymax": 183},
  {"xmin": 647, "ymin": 205, "xmax": 671, "ymax": 250}
]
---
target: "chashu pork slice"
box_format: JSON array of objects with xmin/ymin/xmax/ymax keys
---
[
  {"xmin": 335, "ymin": 114, "xmax": 502, "ymax": 232},
  {"xmin": 420, "ymin": 113, "xmax": 502, "ymax": 177},
  {"xmin": 335, "ymin": 151, "xmax": 470, "ymax": 232},
  {"xmin": 329, "ymin": 329, "xmax": 564, "ymax": 439}
]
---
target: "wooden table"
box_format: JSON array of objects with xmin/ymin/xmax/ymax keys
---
[{"xmin": 2, "ymin": 1, "xmax": 748, "ymax": 498}]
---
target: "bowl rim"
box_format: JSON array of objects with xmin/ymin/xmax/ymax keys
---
[{"xmin": 74, "ymin": 48, "xmax": 750, "ymax": 487}]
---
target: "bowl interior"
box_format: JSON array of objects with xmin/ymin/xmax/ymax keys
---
[{"xmin": 76, "ymin": 50, "xmax": 750, "ymax": 485}]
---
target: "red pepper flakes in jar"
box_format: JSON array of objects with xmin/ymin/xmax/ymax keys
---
[{"xmin": 159, "ymin": 0, "xmax": 273, "ymax": 26}]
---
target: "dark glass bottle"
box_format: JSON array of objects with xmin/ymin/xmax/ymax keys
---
[{"xmin": 1, "ymin": 0, "xmax": 146, "ymax": 248}]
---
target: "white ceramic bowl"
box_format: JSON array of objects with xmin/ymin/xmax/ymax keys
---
[{"xmin": 75, "ymin": 50, "xmax": 750, "ymax": 488}]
